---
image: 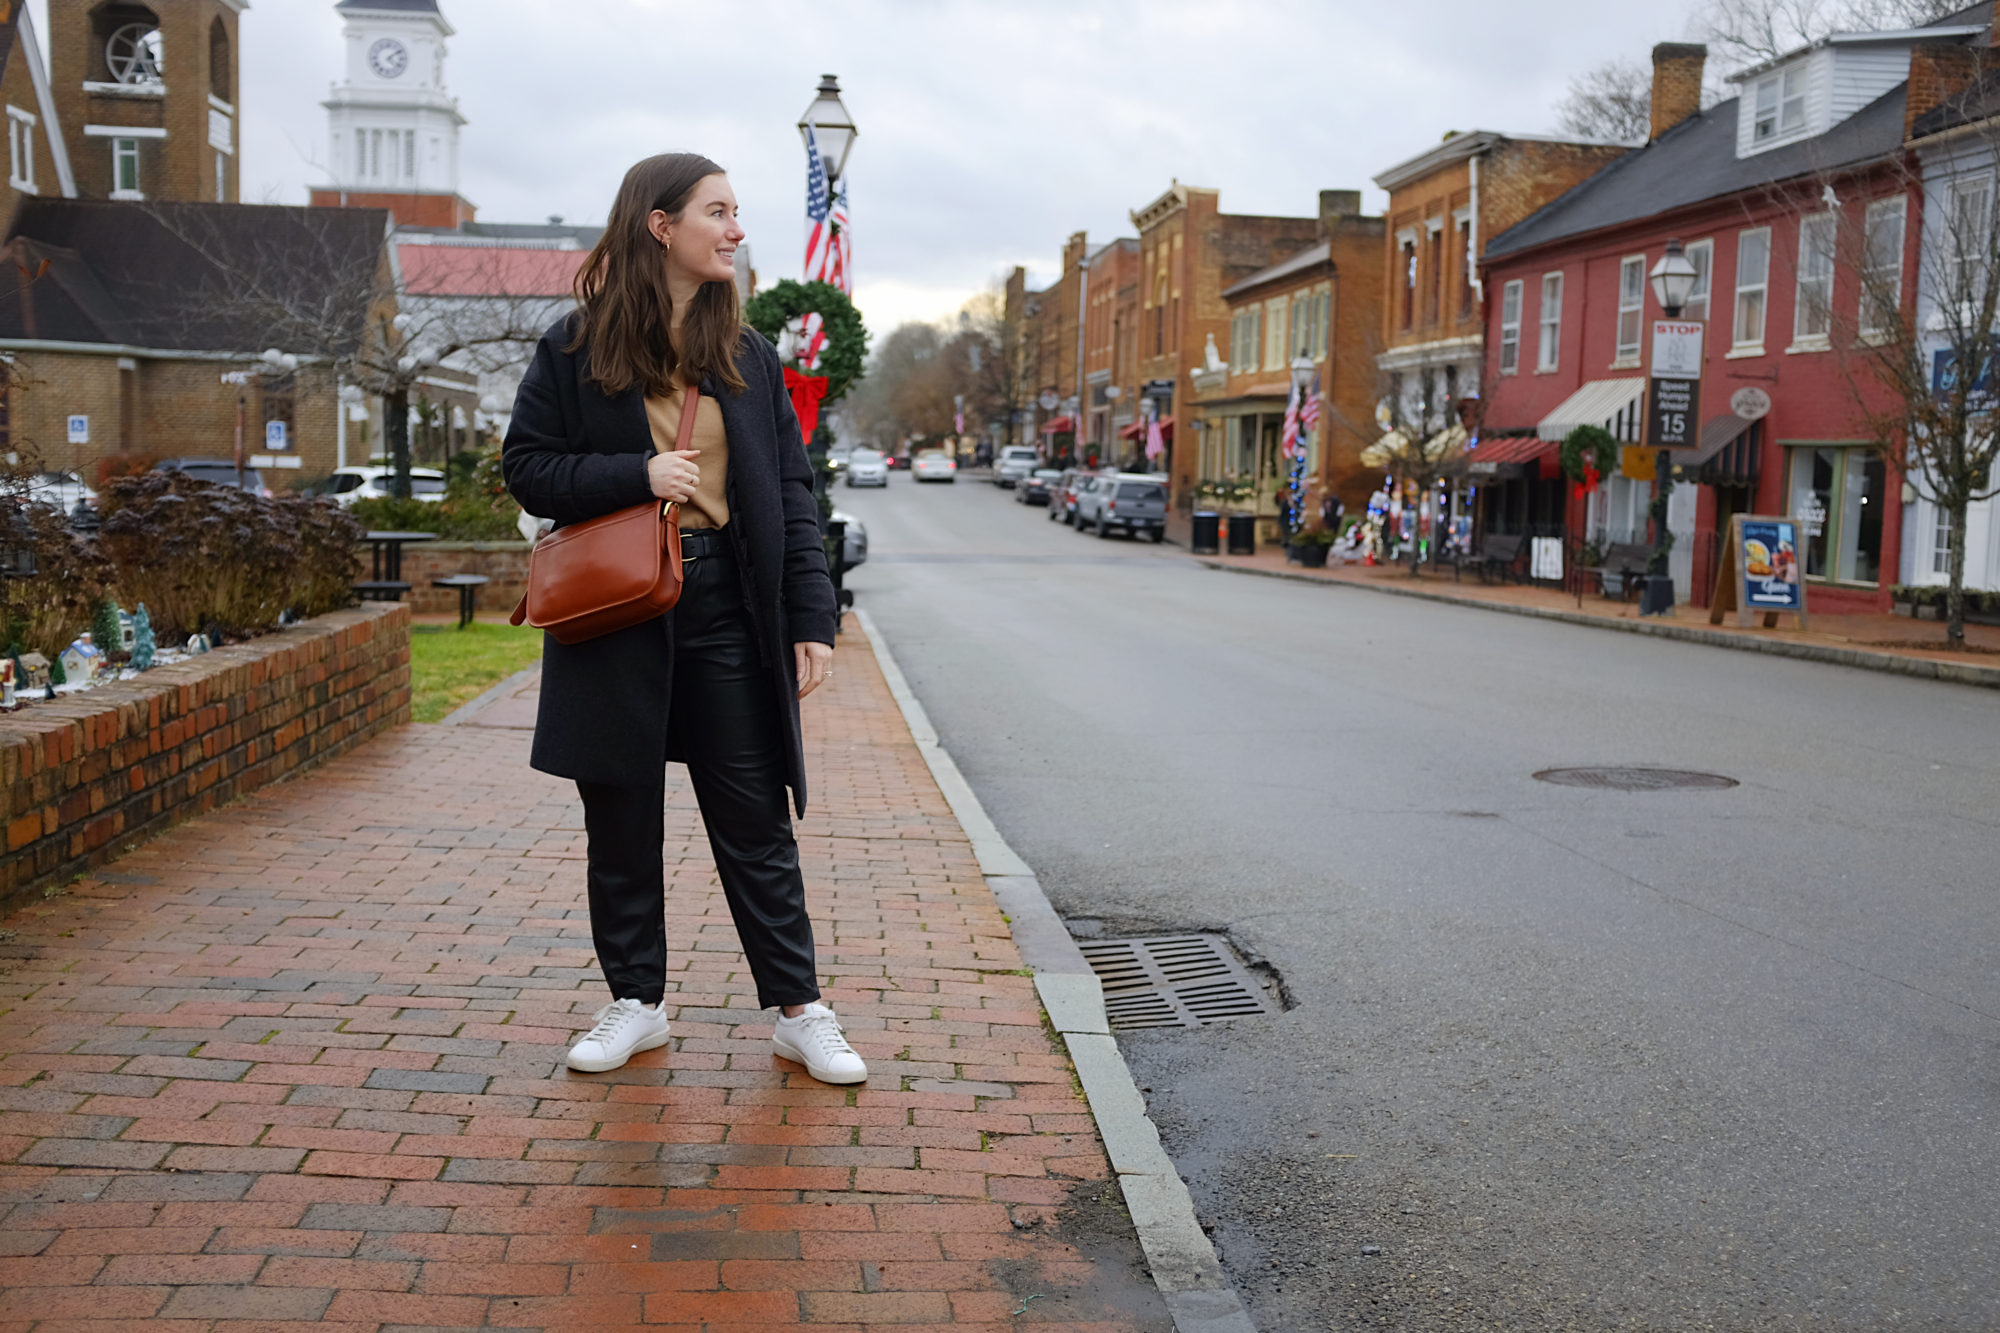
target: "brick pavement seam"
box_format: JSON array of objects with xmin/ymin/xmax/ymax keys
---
[
  {"xmin": 853, "ymin": 606, "xmax": 1258, "ymax": 1333},
  {"xmin": 438, "ymin": 663, "xmax": 542, "ymax": 727},
  {"xmin": 1196, "ymin": 557, "xmax": 2000, "ymax": 690}
]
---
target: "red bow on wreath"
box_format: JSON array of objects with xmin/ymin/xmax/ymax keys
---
[
  {"xmin": 783, "ymin": 367, "xmax": 830, "ymax": 441},
  {"xmin": 1572, "ymin": 463, "xmax": 1601, "ymax": 499}
]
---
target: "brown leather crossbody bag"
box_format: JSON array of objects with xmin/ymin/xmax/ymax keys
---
[{"xmin": 509, "ymin": 386, "xmax": 698, "ymax": 645}]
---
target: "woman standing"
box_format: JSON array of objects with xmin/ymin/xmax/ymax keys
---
[{"xmin": 503, "ymin": 153, "xmax": 865, "ymax": 1085}]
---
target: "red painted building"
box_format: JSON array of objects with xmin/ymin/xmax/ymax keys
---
[{"xmin": 1476, "ymin": 15, "xmax": 1994, "ymax": 613}]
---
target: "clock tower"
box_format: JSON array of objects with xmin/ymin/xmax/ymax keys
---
[{"xmin": 309, "ymin": 0, "xmax": 473, "ymax": 228}]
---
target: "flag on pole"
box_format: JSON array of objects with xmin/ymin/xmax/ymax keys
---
[
  {"xmin": 1280, "ymin": 380, "xmax": 1301, "ymax": 458},
  {"xmin": 800, "ymin": 127, "xmax": 833, "ymax": 369},
  {"xmin": 1144, "ymin": 403, "xmax": 1165, "ymax": 462},
  {"xmin": 1299, "ymin": 373, "xmax": 1321, "ymax": 432},
  {"xmin": 826, "ymin": 186, "xmax": 851, "ymax": 295}
]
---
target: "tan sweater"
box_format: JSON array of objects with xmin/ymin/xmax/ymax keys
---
[{"xmin": 643, "ymin": 378, "xmax": 729, "ymax": 530}]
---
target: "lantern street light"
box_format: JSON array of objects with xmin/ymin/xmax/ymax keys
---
[
  {"xmin": 1641, "ymin": 238, "xmax": 1702, "ymax": 613},
  {"xmin": 1648, "ymin": 238, "xmax": 1699, "ymax": 318},
  {"xmin": 797, "ymin": 74, "xmax": 857, "ymax": 186}
]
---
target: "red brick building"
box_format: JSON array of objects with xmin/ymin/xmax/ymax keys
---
[
  {"xmin": 1476, "ymin": 22, "xmax": 1985, "ymax": 613},
  {"xmin": 1081, "ymin": 236, "xmax": 1139, "ymax": 463}
]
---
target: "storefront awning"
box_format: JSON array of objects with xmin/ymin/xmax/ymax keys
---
[
  {"xmin": 1361, "ymin": 424, "xmax": 1468, "ymax": 471},
  {"xmin": 1039, "ymin": 415, "xmax": 1076, "ymax": 434},
  {"xmin": 1683, "ymin": 413, "xmax": 1762, "ymax": 487},
  {"xmin": 1537, "ymin": 378, "xmax": 1645, "ymax": 443},
  {"xmin": 1118, "ymin": 415, "xmax": 1173, "ymax": 441},
  {"xmin": 1463, "ymin": 436, "xmax": 1560, "ymax": 478}
]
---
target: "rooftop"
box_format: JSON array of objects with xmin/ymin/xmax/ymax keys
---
[{"xmin": 1222, "ymin": 241, "xmax": 1331, "ymax": 299}]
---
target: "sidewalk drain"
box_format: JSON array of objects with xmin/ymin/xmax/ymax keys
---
[
  {"xmin": 1535, "ymin": 767, "xmax": 1738, "ymax": 791},
  {"xmin": 1077, "ymin": 934, "xmax": 1282, "ymax": 1030}
]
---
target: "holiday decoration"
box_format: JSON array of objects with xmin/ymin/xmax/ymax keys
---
[
  {"xmin": 60, "ymin": 634, "xmax": 102, "ymax": 684},
  {"xmin": 782, "ymin": 368, "xmax": 831, "ymax": 440},
  {"xmin": 132, "ymin": 605, "xmax": 156, "ymax": 670},
  {"xmin": 17, "ymin": 653, "xmax": 46, "ymax": 692},
  {"xmin": 1561, "ymin": 425, "xmax": 1619, "ymax": 489},
  {"xmin": 744, "ymin": 279, "xmax": 868, "ymax": 406},
  {"xmin": 0, "ymin": 659, "xmax": 13, "ymax": 710},
  {"xmin": 91, "ymin": 601, "xmax": 123, "ymax": 662}
]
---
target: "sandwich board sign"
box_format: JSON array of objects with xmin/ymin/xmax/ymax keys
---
[{"xmin": 1709, "ymin": 513, "xmax": 1807, "ymax": 630}]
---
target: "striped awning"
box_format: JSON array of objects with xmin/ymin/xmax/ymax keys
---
[
  {"xmin": 1683, "ymin": 414, "xmax": 1762, "ymax": 486},
  {"xmin": 1537, "ymin": 378, "xmax": 1645, "ymax": 444}
]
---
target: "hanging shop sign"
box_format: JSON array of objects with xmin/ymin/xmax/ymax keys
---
[
  {"xmin": 1729, "ymin": 386, "xmax": 1772, "ymax": 421},
  {"xmin": 1647, "ymin": 320, "xmax": 1704, "ymax": 450},
  {"xmin": 1709, "ymin": 513, "xmax": 1807, "ymax": 630}
]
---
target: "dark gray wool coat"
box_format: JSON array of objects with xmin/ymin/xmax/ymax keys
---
[{"xmin": 501, "ymin": 316, "xmax": 837, "ymax": 814}]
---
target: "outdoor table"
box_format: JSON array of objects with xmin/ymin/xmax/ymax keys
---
[
  {"xmin": 431, "ymin": 573, "xmax": 490, "ymax": 629},
  {"xmin": 365, "ymin": 530, "xmax": 436, "ymax": 583}
]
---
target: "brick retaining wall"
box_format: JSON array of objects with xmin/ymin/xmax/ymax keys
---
[
  {"xmin": 400, "ymin": 540, "xmax": 530, "ymax": 618},
  {"xmin": 0, "ymin": 602, "xmax": 410, "ymax": 919}
]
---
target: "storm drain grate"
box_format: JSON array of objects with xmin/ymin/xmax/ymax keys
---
[
  {"xmin": 1534, "ymin": 767, "xmax": 1739, "ymax": 791},
  {"xmin": 1077, "ymin": 934, "xmax": 1281, "ymax": 1030}
]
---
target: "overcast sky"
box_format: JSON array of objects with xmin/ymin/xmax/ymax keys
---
[{"xmin": 36, "ymin": 0, "xmax": 1718, "ymax": 333}]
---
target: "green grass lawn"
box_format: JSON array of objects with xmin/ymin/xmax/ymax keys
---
[{"xmin": 409, "ymin": 622, "xmax": 545, "ymax": 723}]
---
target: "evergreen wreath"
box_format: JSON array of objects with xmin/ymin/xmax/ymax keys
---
[
  {"xmin": 743, "ymin": 279, "xmax": 868, "ymax": 404},
  {"xmin": 1560, "ymin": 425, "xmax": 1619, "ymax": 483}
]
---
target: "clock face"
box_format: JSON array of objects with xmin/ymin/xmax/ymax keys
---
[{"xmin": 368, "ymin": 38, "xmax": 408, "ymax": 79}]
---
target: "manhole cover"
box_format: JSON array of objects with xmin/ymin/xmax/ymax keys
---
[
  {"xmin": 1077, "ymin": 934, "xmax": 1281, "ymax": 1030},
  {"xmin": 1534, "ymin": 767, "xmax": 1738, "ymax": 791}
]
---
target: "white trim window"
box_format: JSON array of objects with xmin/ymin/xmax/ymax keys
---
[
  {"xmin": 1498, "ymin": 279, "xmax": 1523, "ymax": 374},
  {"xmin": 1733, "ymin": 226, "xmax": 1771, "ymax": 350},
  {"xmin": 1861, "ymin": 196, "xmax": 1905, "ymax": 338},
  {"xmin": 1615, "ymin": 255, "xmax": 1646, "ymax": 363},
  {"xmin": 1229, "ymin": 307, "xmax": 1260, "ymax": 372},
  {"xmin": 111, "ymin": 137, "xmax": 141, "ymax": 200},
  {"xmin": 1948, "ymin": 175, "xmax": 1992, "ymax": 305},
  {"xmin": 1537, "ymin": 271, "xmax": 1563, "ymax": 372},
  {"xmin": 1931, "ymin": 504, "xmax": 1952, "ymax": 577},
  {"xmin": 1793, "ymin": 212, "xmax": 1835, "ymax": 345},
  {"xmin": 6, "ymin": 106, "xmax": 35, "ymax": 194},
  {"xmin": 1752, "ymin": 65, "xmax": 1806, "ymax": 143},
  {"xmin": 1262, "ymin": 294, "xmax": 1289, "ymax": 371},
  {"xmin": 1683, "ymin": 238, "xmax": 1713, "ymax": 323}
]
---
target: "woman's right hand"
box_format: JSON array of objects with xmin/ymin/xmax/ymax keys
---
[{"xmin": 647, "ymin": 449, "xmax": 700, "ymax": 502}]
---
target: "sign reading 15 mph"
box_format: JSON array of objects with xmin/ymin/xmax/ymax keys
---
[{"xmin": 1647, "ymin": 320, "xmax": 1704, "ymax": 450}]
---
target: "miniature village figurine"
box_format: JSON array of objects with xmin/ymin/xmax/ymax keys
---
[
  {"xmin": 131, "ymin": 605, "xmax": 155, "ymax": 670},
  {"xmin": 117, "ymin": 610, "xmax": 136, "ymax": 654},
  {"xmin": 186, "ymin": 633, "xmax": 211, "ymax": 655},
  {"xmin": 1, "ymin": 659, "xmax": 15, "ymax": 709},
  {"xmin": 18, "ymin": 652, "xmax": 50, "ymax": 692},
  {"xmin": 61, "ymin": 633, "xmax": 102, "ymax": 684}
]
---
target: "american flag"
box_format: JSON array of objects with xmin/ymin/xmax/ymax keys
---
[
  {"xmin": 1300, "ymin": 373, "xmax": 1321, "ymax": 431},
  {"xmin": 1280, "ymin": 380, "xmax": 1301, "ymax": 458},
  {"xmin": 826, "ymin": 186, "xmax": 851, "ymax": 295},
  {"xmin": 800, "ymin": 127, "xmax": 834, "ymax": 368}
]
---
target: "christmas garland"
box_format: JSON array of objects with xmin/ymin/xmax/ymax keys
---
[
  {"xmin": 743, "ymin": 279, "xmax": 868, "ymax": 404},
  {"xmin": 1560, "ymin": 425, "xmax": 1619, "ymax": 483}
]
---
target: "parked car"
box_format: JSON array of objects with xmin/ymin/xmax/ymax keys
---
[
  {"xmin": 994, "ymin": 445, "xmax": 1039, "ymax": 488},
  {"xmin": 317, "ymin": 466, "xmax": 447, "ymax": 506},
  {"xmin": 25, "ymin": 471, "xmax": 97, "ymax": 514},
  {"xmin": 1073, "ymin": 472, "xmax": 1167, "ymax": 541},
  {"xmin": 1016, "ymin": 468, "xmax": 1061, "ymax": 506},
  {"xmin": 829, "ymin": 507, "xmax": 867, "ymax": 568},
  {"xmin": 154, "ymin": 457, "xmax": 271, "ymax": 496},
  {"xmin": 844, "ymin": 448, "xmax": 889, "ymax": 487},
  {"xmin": 1047, "ymin": 468, "xmax": 1084, "ymax": 523},
  {"xmin": 911, "ymin": 450, "xmax": 958, "ymax": 483}
]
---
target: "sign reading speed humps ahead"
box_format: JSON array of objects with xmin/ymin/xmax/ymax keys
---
[{"xmin": 1648, "ymin": 320, "xmax": 1704, "ymax": 450}]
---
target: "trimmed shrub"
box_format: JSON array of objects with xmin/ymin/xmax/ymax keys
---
[{"xmin": 0, "ymin": 499, "xmax": 112, "ymax": 658}]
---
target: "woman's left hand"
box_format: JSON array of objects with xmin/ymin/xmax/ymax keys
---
[{"xmin": 795, "ymin": 641, "xmax": 834, "ymax": 700}]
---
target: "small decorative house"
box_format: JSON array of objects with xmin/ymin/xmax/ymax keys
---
[
  {"xmin": 1, "ymin": 658, "xmax": 14, "ymax": 709},
  {"xmin": 117, "ymin": 609, "xmax": 137, "ymax": 653},
  {"xmin": 60, "ymin": 634, "xmax": 102, "ymax": 684},
  {"xmin": 18, "ymin": 652, "xmax": 49, "ymax": 691}
]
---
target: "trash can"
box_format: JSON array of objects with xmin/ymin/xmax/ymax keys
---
[
  {"xmin": 1190, "ymin": 510, "xmax": 1221, "ymax": 555},
  {"xmin": 1226, "ymin": 512, "xmax": 1257, "ymax": 556}
]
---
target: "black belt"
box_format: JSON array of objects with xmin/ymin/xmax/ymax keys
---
[{"xmin": 679, "ymin": 526, "xmax": 729, "ymax": 559}]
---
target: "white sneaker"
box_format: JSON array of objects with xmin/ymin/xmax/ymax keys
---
[
  {"xmin": 565, "ymin": 998, "xmax": 670, "ymax": 1073},
  {"xmin": 772, "ymin": 1003, "xmax": 868, "ymax": 1085}
]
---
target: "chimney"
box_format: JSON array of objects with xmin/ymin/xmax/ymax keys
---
[
  {"xmin": 1905, "ymin": 41, "xmax": 1982, "ymax": 140},
  {"xmin": 1319, "ymin": 189, "xmax": 1361, "ymax": 224},
  {"xmin": 1649, "ymin": 43, "xmax": 1707, "ymax": 141}
]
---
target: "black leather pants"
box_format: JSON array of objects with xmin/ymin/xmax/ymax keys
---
[{"xmin": 575, "ymin": 534, "xmax": 820, "ymax": 1010}]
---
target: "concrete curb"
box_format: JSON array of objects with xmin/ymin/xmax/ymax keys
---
[
  {"xmin": 854, "ymin": 608, "xmax": 1256, "ymax": 1333},
  {"xmin": 1197, "ymin": 559, "xmax": 2000, "ymax": 690},
  {"xmin": 438, "ymin": 663, "xmax": 542, "ymax": 727}
]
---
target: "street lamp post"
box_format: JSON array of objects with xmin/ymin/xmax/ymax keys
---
[
  {"xmin": 797, "ymin": 75, "xmax": 856, "ymax": 188},
  {"xmin": 1644, "ymin": 239, "xmax": 1702, "ymax": 614},
  {"xmin": 1287, "ymin": 354, "xmax": 1315, "ymax": 541}
]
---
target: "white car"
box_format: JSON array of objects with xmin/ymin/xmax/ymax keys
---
[
  {"xmin": 321, "ymin": 466, "xmax": 447, "ymax": 506},
  {"xmin": 911, "ymin": 451, "xmax": 957, "ymax": 483},
  {"xmin": 844, "ymin": 449, "xmax": 889, "ymax": 487},
  {"xmin": 995, "ymin": 445, "xmax": 1039, "ymax": 488},
  {"xmin": 25, "ymin": 471, "xmax": 97, "ymax": 513}
]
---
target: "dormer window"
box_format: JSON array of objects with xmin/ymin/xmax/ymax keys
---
[{"xmin": 1753, "ymin": 66, "xmax": 1806, "ymax": 142}]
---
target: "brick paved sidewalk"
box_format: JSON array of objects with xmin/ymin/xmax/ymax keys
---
[{"xmin": 0, "ymin": 635, "xmax": 1169, "ymax": 1330}]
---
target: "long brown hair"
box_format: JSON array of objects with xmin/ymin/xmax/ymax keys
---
[{"xmin": 569, "ymin": 153, "xmax": 746, "ymax": 397}]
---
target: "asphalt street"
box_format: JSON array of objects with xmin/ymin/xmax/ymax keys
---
[{"xmin": 834, "ymin": 470, "xmax": 2000, "ymax": 1332}]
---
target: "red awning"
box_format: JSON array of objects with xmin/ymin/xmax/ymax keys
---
[
  {"xmin": 1465, "ymin": 436, "xmax": 1559, "ymax": 466},
  {"xmin": 1118, "ymin": 415, "xmax": 1173, "ymax": 441},
  {"xmin": 1040, "ymin": 415, "xmax": 1076, "ymax": 434}
]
